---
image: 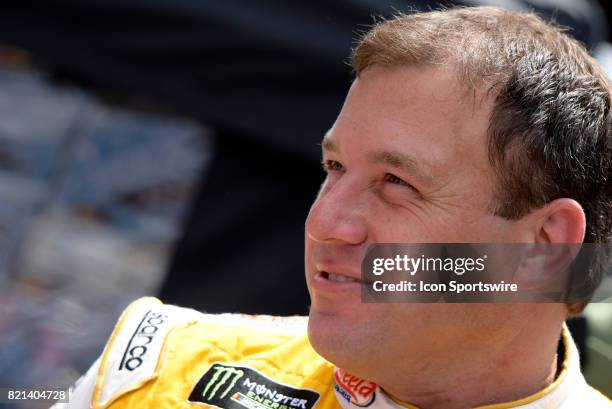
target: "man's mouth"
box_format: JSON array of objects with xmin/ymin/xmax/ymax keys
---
[
  {"xmin": 311, "ymin": 270, "xmax": 364, "ymax": 294},
  {"xmin": 322, "ymin": 271, "xmax": 361, "ymax": 283}
]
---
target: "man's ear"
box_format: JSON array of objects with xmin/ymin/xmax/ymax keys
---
[{"xmin": 535, "ymin": 198, "xmax": 586, "ymax": 244}]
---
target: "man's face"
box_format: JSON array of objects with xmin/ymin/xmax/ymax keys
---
[{"xmin": 304, "ymin": 65, "xmax": 536, "ymax": 383}]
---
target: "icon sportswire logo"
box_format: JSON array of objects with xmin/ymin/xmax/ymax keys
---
[{"xmin": 188, "ymin": 363, "xmax": 320, "ymax": 409}]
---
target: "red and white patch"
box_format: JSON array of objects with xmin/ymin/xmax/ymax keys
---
[{"xmin": 334, "ymin": 368, "xmax": 377, "ymax": 407}]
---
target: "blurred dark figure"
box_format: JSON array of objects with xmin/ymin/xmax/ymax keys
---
[{"xmin": 0, "ymin": 0, "xmax": 607, "ymax": 317}]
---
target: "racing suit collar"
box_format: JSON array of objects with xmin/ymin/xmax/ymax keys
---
[{"xmin": 332, "ymin": 324, "xmax": 580, "ymax": 409}]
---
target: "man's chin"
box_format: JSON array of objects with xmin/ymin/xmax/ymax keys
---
[
  {"xmin": 307, "ymin": 300, "xmax": 361, "ymax": 336},
  {"xmin": 308, "ymin": 305, "xmax": 368, "ymax": 353},
  {"xmin": 307, "ymin": 308, "xmax": 349, "ymax": 365},
  {"xmin": 307, "ymin": 307, "xmax": 385, "ymax": 380}
]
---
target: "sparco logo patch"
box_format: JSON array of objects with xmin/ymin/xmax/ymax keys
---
[
  {"xmin": 334, "ymin": 369, "xmax": 376, "ymax": 407},
  {"xmin": 119, "ymin": 310, "xmax": 167, "ymax": 371},
  {"xmin": 189, "ymin": 363, "xmax": 320, "ymax": 409}
]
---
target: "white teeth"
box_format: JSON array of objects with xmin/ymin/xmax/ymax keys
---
[{"xmin": 327, "ymin": 273, "xmax": 359, "ymax": 283}]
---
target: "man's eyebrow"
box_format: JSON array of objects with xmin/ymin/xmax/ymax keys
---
[
  {"xmin": 368, "ymin": 150, "xmax": 433, "ymax": 183},
  {"xmin": 320, "ymin": 137, "xmax": 434, "ymax": 183},
  {"xmin": 321, "ymin": 136, "xmax": 337, "ymax": 152}
]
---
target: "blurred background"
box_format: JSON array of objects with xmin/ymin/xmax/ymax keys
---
[{"xmin": 0, "ymin": 1, "xmax": 610, "ymax": 408}]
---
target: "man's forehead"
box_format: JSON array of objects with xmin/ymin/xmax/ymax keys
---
[
  {"xmin": 354, "ymin": 64, "xmax": 494, "ymax": 121},
  {"xmin": 321, "ymin": 65, "xmax": 496, "ymax": 187}
]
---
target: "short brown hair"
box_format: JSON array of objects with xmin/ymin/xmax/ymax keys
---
[{"xmin": 352, "ymin": 7, "xmax": 612, "ymax": 310}]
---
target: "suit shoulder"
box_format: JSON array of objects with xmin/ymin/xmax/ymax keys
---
[
  {"xmin": 560, "ymin": 383, "xmax": 612, "ymax": 409},
  {"xmin": 90, "ymin": 297, "xmax": 314, "ymax": 409},
  {"xmin": 584, "ymin": 386, "xmax": 612, "ymax": 408}
]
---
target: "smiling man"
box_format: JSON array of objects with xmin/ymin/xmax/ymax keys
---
[{"xmin": 55, "ymin": 6, "xmax": 611, "ymax": 409}]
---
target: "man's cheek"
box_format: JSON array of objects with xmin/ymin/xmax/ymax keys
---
[{"xmin": 304, "ymin": 242, "xmax": 316, "ymax": 273}]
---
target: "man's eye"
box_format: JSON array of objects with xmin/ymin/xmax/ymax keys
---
[
  {"xmin": 384, "ymin": 173, "xmax": 409, "ymax": 186},
  {"xmin": 322, "ymin": 159, "xmax": 344, "ymax": 173}
]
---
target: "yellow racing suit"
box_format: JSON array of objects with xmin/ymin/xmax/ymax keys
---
[{"xmin": 53, "ymin": 297, "xmax": 612, "ymax": 409}]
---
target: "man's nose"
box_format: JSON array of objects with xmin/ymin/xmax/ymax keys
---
[{"xmin": 305, "ymin": 177, "xmax": 368, "ymax": 245}]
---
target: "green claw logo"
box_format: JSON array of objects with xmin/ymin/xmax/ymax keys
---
[{"xmin": 202, "ymin": 365, "xmax": 245, "ymax": 400}]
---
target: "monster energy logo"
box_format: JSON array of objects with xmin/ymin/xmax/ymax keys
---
[
  {"xmin": 202, "ymin": 365, "xmax": 244, "ymax": 400},
  {"xmin": 189, "ymin": 363, "xmax": 320, "ymax": 409}
]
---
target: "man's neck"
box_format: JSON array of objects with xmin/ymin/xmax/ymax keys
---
[{"xmin": 379, "ymin": 324, "xmax": 563, "ymax": 409}]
